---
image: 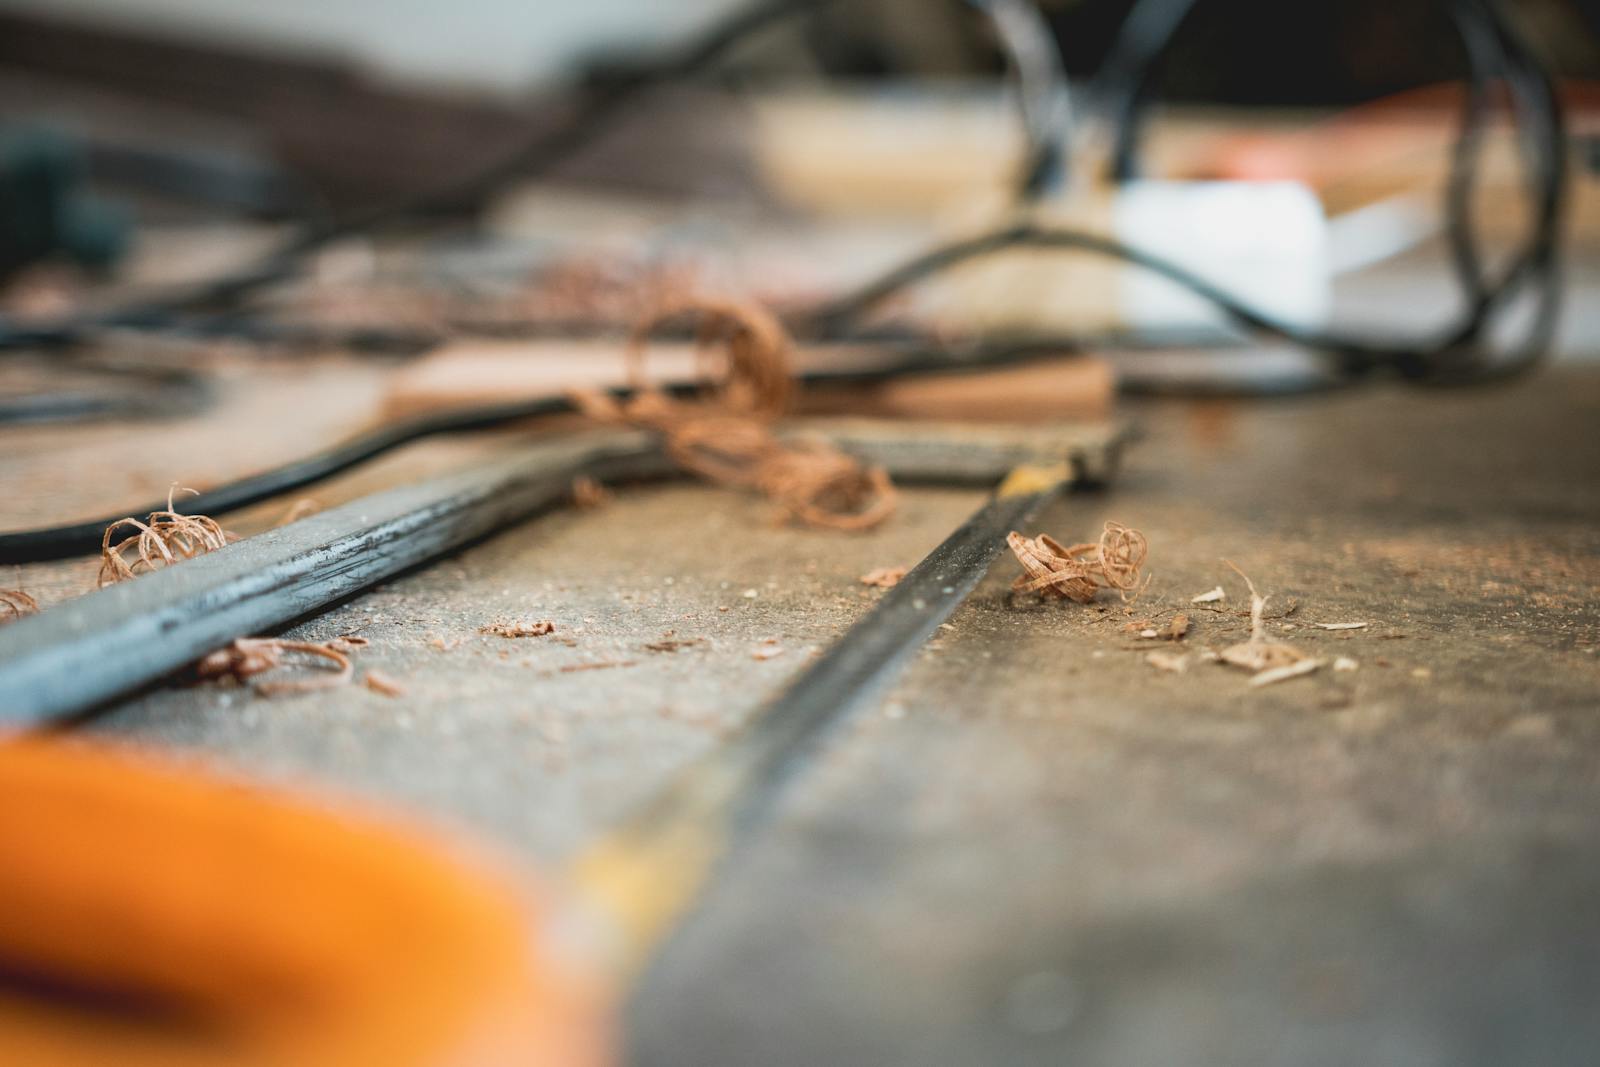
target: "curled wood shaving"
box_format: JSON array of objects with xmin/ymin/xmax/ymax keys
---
[
  {"xmin": 573, "ymin": 297, "xmax": 896, "ymax": 531},
  {"xmin": 99, "ymin": 486, "xmax": 235, "ymax": 587},
  {"xmin": 1317, "ymin": 622, "xmax": 1369, "ymax": 631},
  {"xmin": 1007, "ymin": 522, "xmax": 1150, "ymax": 604},
  {"xmin": 860, "ymin": 566, "xmax": 908, "ymax": 589},
  {"xmin": 480, "ymin": 620, "xmax": 556, "ymax": 638},
  {"xmin": 1, "ymin": 587, "xmax": 39, "ymax": 624},
  {"xmin": 196, "ymin": 638, "xmax": 353, "ymax": 696},
  {"xmin": 1218, "ymin": 562, "xmax": 1310, "ymax": 674}
]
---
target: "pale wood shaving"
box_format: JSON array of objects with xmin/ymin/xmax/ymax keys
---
[
  {"xmin": 1218, "ymin": 562, "xmax": 1312, "ymax": 675},
  {"xmin": 1190, "ymin": 586, "xmax": 1226, "ymax": 604},
  {"xmin": 1249, "ymin": 658, "xmax": 1325, "ymax": 687},
  {"xmin": 1317, "ymin": 622, "xmax": 1369, "ymax": 631},
  {"xmin": 1334, "ymin": 656, "xmax": 1360, "ymax": 671}
]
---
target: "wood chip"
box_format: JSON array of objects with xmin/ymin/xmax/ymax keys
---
[
  {"xmin": 480, "ymin": 620, "xmax": 556, "ymax": 638},
  {"xmin": 1162, "ymin": 614, "xmax": 1189, "ymax": 640},
  {"xmin": 1333, "ymin": 656, "xmax": 1359, "ymax": 671},
  {"xmin": 1190, "ymin": 586, "xmax": 1226, "ymax": 604},
  {"xmin": 363, "ymin": 670, "xmax": 405, "ymax": 697},
  {"xmin": 1316, "ymin": 622, "xmax": 1369, "ymax": 631},
  {"xmin": 1249, "ymin": 658, "xmax": 1325, "ymax": 687},
  {"xmin": 751, "ymin": 644, "xmax": 784, "ymax": 661},
  {"xmin": 859, "ymin": 566, "xmax": 908, "ymax": 589},
  {"xmin": 1218, "ymin": 562, "xmax": 1311, "ymax": 675}
]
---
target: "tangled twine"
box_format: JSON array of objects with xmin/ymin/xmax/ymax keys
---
[
  {"xmin": 99, "ymin": 486, "xmax": 235, "ymax": 588},
  {"xmin": 1008, "ymin": 521, "xmax": 1150, "ymax": 603},
  {"xmin": 574, "ymin": 297, "xmax": 897, "ymax": 531}
]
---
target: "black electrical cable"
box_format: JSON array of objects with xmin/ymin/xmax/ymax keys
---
[{"xmin": 1094, "ymin": 0, "xmax": 1565, "ymax": 382}]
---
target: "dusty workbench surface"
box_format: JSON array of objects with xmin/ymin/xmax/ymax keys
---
[{"xmin": 3, "ymin": 362, "xmax": 1598, "ymax": 1065}]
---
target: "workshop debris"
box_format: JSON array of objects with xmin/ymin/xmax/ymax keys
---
[
  {"xmin": 1218, "ymin": 562, "xmax": 1312, "ymax": 675},
  {"xmin": 196, "ymin": 638, "xmax": 353, "ymax": 696},
  {"xmin": 362, "ymin": 670, "xmax": 406, "ymax": 698},
  {"xmin": 570, "ymin": 476, "xmax": 612, "ymax": 510},
  {"xmin": 1334, "ymin": 656, "xmax": 1360, "ymax": 671},
  {"xmin": 1250, "ymin": 658, "xmax": 1325, "ymax": 687},
  {"xmin": 1317, "ymin": 621, "xmax": 1369, "ymax": 630},
  {"xmin": 1190, "ymin": 586, "xmax": 1226, "ymax": 604},
  {"xmin": 859, "ymin": 566, "xmax": 908, "ymax": 589},
  {"xmin": 573, "ymin": 297, "xmax": 897, "ymax": 531},
  {"xmin": 0, "ymin": 587, "xmax": 38, "ymax": 624},
  {"xmin": 1007, "ymin": 522, "xmax": 1149, "ymax": 603},
  {"xmin": 752, "ymin": 643, "xmax": 785, "ymax": 661},
  {"xmin": 275, "ymin": 497, "xmax": 323, "ymax": 527},
  {"xmin": 98, "ymin": 487, "xmax": 234, "ymax": 587},
  {"xmin": 480, "ymin": 620, "xmax": 556, "ymax": 638}
]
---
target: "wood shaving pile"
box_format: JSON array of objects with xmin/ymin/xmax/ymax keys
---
[
  {"xmin": 573, "ymin": 297, "xmax": 896, "ymax": 531},
  {"xmin": 99, "ymin": 486, "xmax": 235, "ymax": 587},
  {"xmin": 1007, "ymin": 522, "xmax": 1149, "ymax": 603},
  {"xmin": 480, "ymin": 620, "xmax": 556, "ymax": 638},
  {"xmin": 859, "ymin": 566, "xmax": 908, "ymax": 589}
]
